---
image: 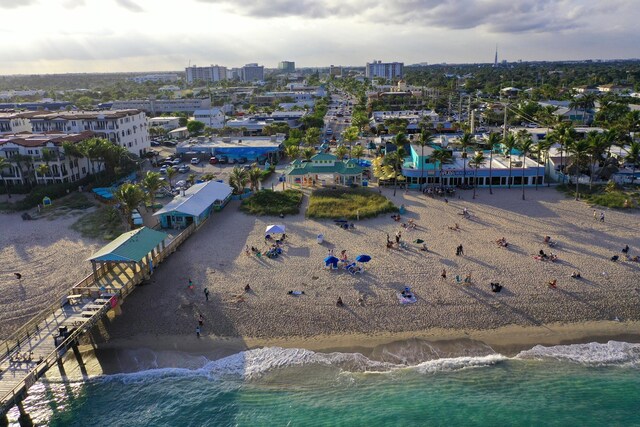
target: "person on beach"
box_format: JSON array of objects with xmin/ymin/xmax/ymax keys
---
[
  {"xmin": 600, "ymin": 212, "xmax": 605, "ymax": 222},
  {"xmin": 441, "ymin": 268, "xmax": 447, "ymax": 280},
  {"xmin": 336, "ymin": 297, "xmax": 344, "ymax": 307},
  {"xmin": 204, "ymin": 288, "xmax": 210, "ymax": 301},
  {"xmin": 547, "ymin": 279, "xmax": 557, "ymax": 288},
  {"xmin": 593, "ymin": 209, "xmax": 597, "ymax": 220},
  {"xmin": 622, "ymin": 245, "xmax": 629, "ymax": 254},
  {"xmin": 245, "ymin": 245, "xmax": 250, "ymax": 256},
  {"xmin": 244, "ymin": 284, "xmax": 251, "ymax": 292},
  {"xmin": 196, "ymin": 326, "xmax": 201, "ymax": 338},
  {"xmin": 14, "ymin": 273, "xmax": 22, "ymax": 280},
  {"xmin": 188, "ymin": 278, "xmax": 194, "ymax": 290},
  {"xmin": 570, "ymin": 271, "xmax": 581, "ymax": 279},
  {"xmin": 395, "ymin": 231, "xmax": 401, "ymax": 245},
  {"xmin": 198, "ymin": 314, "xmax": 204, "ymax": 327}
]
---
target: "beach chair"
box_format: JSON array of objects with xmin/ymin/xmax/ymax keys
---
[{"xmin": 455, "ymin": 275, "xmax": 463, "ymax": 284}]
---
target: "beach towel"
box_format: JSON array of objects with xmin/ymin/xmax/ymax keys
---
[{"xmin": 397, "ymin": 292, "xmax": 417, "ymax": 304}]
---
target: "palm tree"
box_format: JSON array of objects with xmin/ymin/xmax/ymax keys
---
[
  {"xmin": 502, "ymin": 133, "xmax": 518, "ymax": 189},
  {"xmin": 285, "ymin": 144, "xmax": 300, "ymax": 160},
  {"xmin": 36, "ymin": 164, "xmax": 50, "ymax": 184},
  {"xmin": 517, "ymin": 134, "xmax": 533, "ymax": 200},
  {"xmin": 417, "ymin": 132, "xmax": 434, "ymax": 192},
  {"xmin": 585, "ymin": 131, "xmax": 608, "ymax": 190},
  {"xmin": 351, "ymin": 145, "xmax": 365, "ymax": 160},
  {"xmin": 228, "ymin": 166, "xmax": 248, "ymax": 195},
  {"xmin": 141, "ymin": 171, "xmax": 166, "ymax": 211},
  {"xmin": 302, "ymin": 147, "xmax": 316, "ymax": 161},
  {"xmin": 166, "ymin": 167, "xmax": 178, "ymax": 188},
  {"xmin": 567, "ymin": 139, "xmax": 590, "ymax": 200},
  {"xmin": 547, "ymin": 123, "xmax": 575, "ymax": 184},
  {"xmin": 459, "ymin": 132, "xmax": 474, "ymax": 186},
  {"xmin": 486, "ymin": 132, "xmax": 501, "ymax": 194},
  {"xmin": 384, "ymin": 147, "xmax": 406, "ymax": 196},
  {"xmin": 430, "ymin": 149, "xmax": 452, "ymax": 190},
  {"xmin": 62, "ymin": 141, "xmax": 84, "ymax": 183},
  {"xmin": 0, "ymin": 157, "xmax": 12, "ymax": 198},
  {"xmin": 11, "ymin": 154, "xmax": 34, "ymax": 189},
  {"xmin": 335, "ymin": 145, "xmax": 348, "ymax": 160},
  {"xmin": 247, "ymin": 167, "xmax": 263, "ymax": 192},
  {"xmin": 468, "ymin": 151, "xmax": 486, "ymax": 199},
  {"xmin": 626, "ymin": 141, "xmax": 640, "ymax": 184},
  {"xmin": 114, "ymin": 183, "xmax": 146, "ymax": 230}
]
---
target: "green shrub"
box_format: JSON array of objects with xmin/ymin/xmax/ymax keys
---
[
  {"xmin": 10, "ymin": 176, "xmax": 94, "ymax": 211},
  {"xmin": 307, "ymin": 188, "xmax": 398, "ymax": 219},
  {"xmin": 71, "ymin": 205, "xmax": 125, "ymax": 240},
  {"xmin": 240, "ymin": 189, "xmax": 303, "ymax": 216}
]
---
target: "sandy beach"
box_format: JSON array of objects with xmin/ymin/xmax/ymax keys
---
[
  {"xmin": 0, "ymin": 210, "xmax": 100, "ymax": 339},
  {"xmin": 97, "ymin": 186, "xmax": 640, "ymax": 349}
]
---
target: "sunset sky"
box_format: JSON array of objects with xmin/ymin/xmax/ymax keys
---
[{"xmin": 1, "ymin": 0, "xmax": 638, "ymax": 74}]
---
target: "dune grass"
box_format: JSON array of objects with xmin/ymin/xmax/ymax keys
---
[
  {"xmin": 557, "ymin": 183, "xmax": 639, "ymax": 209},
  {"xmin": 71, "ymin": 205, "xmax": 126, "ymax": 240},
  {"xmin": 307, "ymin": 188, "xmax": 398, "ymax": 219},
  {"xmin": 240, "ymin": 189, "xmax": 303, "ymax": 216}
]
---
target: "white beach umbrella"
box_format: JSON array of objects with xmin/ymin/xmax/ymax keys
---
[{"xmin": 265, "ymin": 224, "xmax": 286, "ymax": 235}]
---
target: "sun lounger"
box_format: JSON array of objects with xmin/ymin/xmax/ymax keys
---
[{"xmin": 67, "ymin": 294, "xmax": 83, "ymax": 305}]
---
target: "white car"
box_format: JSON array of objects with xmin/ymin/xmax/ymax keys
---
[
  {"xmin": 131, "ymin": 209, "xmax": 143, "ymax": 227},
  {"xmin": 190, "ymin": 157, "xmax": 200, "ymax": 165}
]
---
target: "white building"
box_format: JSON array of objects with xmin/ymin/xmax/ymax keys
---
[
  {"xmin": 0, "ymin": 131, "xmax": 101, "ymax": 186},
  {"xmin": 0, "ymin": 111, "xmax": 36, "ymax": 134},
  {"xmin": 193, "ymin": 109, "xmax": 226, "ymax": 128},
  {"xmin": 148, "ymin": 116, "xmax": 182, "ymax": 131},
  {"xmin": 365, "ymin": 60, "xmax": 404, "ymax": 80},
  {"xmin": 129, "ymin": 74, "xmax": 179, "ymax": 84},
  {"xmin": 110, "ymin": 98, "xmax": 211, "ymax": 115},
  {"xmin": 29, "ymin": 110, "xmax": 150, "ymax": 156},
  {"xmin": 0, "ymin": 90, "xmax": 46, "ymax": 100},
  {"xmin": 185, "ymin": 65, "xmax": 227, "ymax": 84}
]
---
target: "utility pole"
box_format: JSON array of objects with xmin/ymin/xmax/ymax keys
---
[
  {"xmin": 502, "ymin": 103, "xmax": 508, "ymax": 142},
  {"xmin": 467, "ymin": 96, "xmax": 472, "ymax": 130}
]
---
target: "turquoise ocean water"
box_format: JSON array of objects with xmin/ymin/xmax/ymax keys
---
[{"xmin": 8, "ymin": 340, "xmax": 640, "ymax": 426}]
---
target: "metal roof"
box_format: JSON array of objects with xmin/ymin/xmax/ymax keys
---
[
  {"xmin": 153, "ymin": 181, "xmax": 233, "ymax": 217},
  {"xmin": 87, "ymin": 227, "xmax": 168, "ymax": 263}
]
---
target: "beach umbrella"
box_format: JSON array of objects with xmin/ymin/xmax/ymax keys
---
[
  {"xmin": 414, "ymin": 239, "xmax": 424, "ymax": 244},
  {"xmin": 355, "ymin": 254, "xmax": 371, "ymax": 263},
  {"xmin": 265, "ymin": 224, "xmax": 286, "ymax": 235},
  {"xmin": 324, "ymin": 255, "xmax": 339, "ymax": 265}
]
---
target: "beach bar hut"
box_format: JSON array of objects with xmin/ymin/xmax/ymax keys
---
[
  {"xmin": 153, "ymin": 181, "xmax": 233, "ymax": 229},
  {"xmin": 285, "ymin": 153, "xmax": 364, "ymax": 187},
  {"xmin": 86, "ymin": 227, "xmax": 168, "ymax": 287}
]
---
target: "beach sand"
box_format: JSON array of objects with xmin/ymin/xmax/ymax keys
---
[
  {"xmin": 98, "ymin": 186, "xmax": 640, "ymax": 350},
  {"xmin": 0, "ymin": 211, "xmax": 100, "ymax": 339}
]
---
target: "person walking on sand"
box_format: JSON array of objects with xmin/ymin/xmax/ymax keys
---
[
  {"xmin": 204, "ymin": 287, "xmax": 210, "ymax": 301},
  {"xmin": 441, "ymin": 268, "xmax": 447, "ymax": 280},
  {"xmin": 600, "ymin": 212, "xmax": 605, "ymax": 222},
  {"xmin": 593, "ymin": 210, "xmax": 597, "ymax": 221},
  {"xmin": 188, "ymin": 278, "xmax": 194, "ymax": 290},
  {"xmin": 198, "ymin": 314, "xmax": 204, "ymax": 327},
  {"xmin": 196, "ymin": 326, "xmax": 201, "ymax": 338},
  {"xmin": 547, "ymin": 279, "xmax": 557, "ymax": 288}
]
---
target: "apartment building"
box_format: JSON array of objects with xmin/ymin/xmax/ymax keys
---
[
  {"xmin": 0, "ymin": 131, "xmax": 101, "ymax": 186},
  {"xmin": 0, "ymin": 111, "xmax": 37, "ymax": 134},
  {"xmin": 365, "ymin": 60, "xmax": 404, "ymax": 81},
  {"xmin": 110, "ymin": 98, "xmax": 212, "ymax": 115},
  {"xmin": 29, "ymin": 110, "xmax": 150, "ymax": 156},
  {"xmin": 185, "ymin": 65, "xmax": 227, "ymax": 84},
  {"xmin": 148, "ymin": 116, "xmax": 182, "ymax": 131},
  {"xmin": 242, "ymin": 64, "xmax": 265, "ymax": 82},
  {"xmin": 278, "ymin": 61, "xmax": 296, "ymax": 73},
  {"xmin": 193, "ymin": 109, "xmax": 226, "ymax": 128}
]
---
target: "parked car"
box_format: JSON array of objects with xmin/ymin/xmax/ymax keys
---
[
  {"xmin": 209, "ymin": 156, "xmax": 219, "ymax": 165},
  {"xmin": 190, "ymin": 157, "xmax": 200, "ymax": 165},
  {"xmin": 219, "ymin": 155, "xmax": 229, "ymax": 164},
  {"xmin": 150, "ymin": 140, "xmax": 160, "ymax": 146},
  {"xmin": 242, "ymin": 165, "xmax": 252, "ymax": 171},
  {"xmin": 159, "ymin": 166, "xmax": 168, "ymax": 175},
  {"xmin": 171, "ymin": 158, "xmax": 181, "ymax": 165},
  {"xmin": 238, "ymin": 156, "xmax": 248, "ymax": 164},
  {"xmin": 175, "ymin": 180, "xmax": 186, "ymax": 188},
  {"xmin": 178, "ymin": 165, "xmax": 190, "ymax": 173}
]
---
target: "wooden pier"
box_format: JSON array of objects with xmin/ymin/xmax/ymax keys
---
[{"xmin": 0, "ymin": 224, "xmax": 196, "ymax": 425}]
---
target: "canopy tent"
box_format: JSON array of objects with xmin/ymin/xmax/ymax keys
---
[
  {"xmin": 265, "ymin": 224, "xmax": 286, "ymax": 235},
  {"xmin": 324, "ymin": 255, "xmax": 339, "ymax": 267},
  {"xmin": 355, "ymin": 254, "xmax": 371, "ymax": 263}
]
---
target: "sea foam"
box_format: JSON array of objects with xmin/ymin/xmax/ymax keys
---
[{"xmin": 516, "ymin": 341, "xmax": 640, "ymax": 367}]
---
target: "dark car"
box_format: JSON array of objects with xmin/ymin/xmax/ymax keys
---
[
  {"xmin": 219, "ymin": 155, "xmax": 229, "ymax": 164},
  {"xmin": 238, "ymin": 156, "xmax": 248, "ymax": 164},
  {"xmin": 209, "ymin": 156, "xmax": 219, "ymax": 165}
]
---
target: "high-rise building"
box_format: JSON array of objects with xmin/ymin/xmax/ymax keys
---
[
  {"xmin": 365, "ymin": 60, "xmax": 404, "ymax": 80},
  {"xmin": 185, "ymin": 65, "xmax": 228, "ymax": 84},
  {"xmin": 242, "ymin": 63, "xmax": 265, "ymax": 82},
  {"xmin": 278, "ymin": 61, "xmax": 295, "ymax": 73},
  {"xmin": 329, "ymin": 65, "xmax": 342, "ymax": 77}
]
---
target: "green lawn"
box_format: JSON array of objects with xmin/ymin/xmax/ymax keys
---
[
  {"xmin": 240, "ymin": 189, "xmax": 303, "ymax": 216},
  {"xmin": 307, "ymin": 188, "xmax": 398, "ymax": 219},
  {"xmin": 71, "ymin": 205, "xmax": 126, "ymax": 240}
]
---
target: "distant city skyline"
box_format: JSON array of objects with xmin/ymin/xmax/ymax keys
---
[{"xmin": 1, "ymin": 0, "xmax": 639, "ymax": 75}]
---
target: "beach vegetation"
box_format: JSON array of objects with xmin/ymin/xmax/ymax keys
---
[
  {"xmin": 113, "ymin": 183, "xmax": 146, "ymax": 230},
  {"xmin": 307, "ymin": 188, "xmax": 398, "ymax": 219},
  {"xmin": 240, "ymin": 189, "xmax": 303, "ymax": 216},
  {"xmin": 141, "ymin": 171, "xmax": 167, "ymax": 210},
  {"xmin": 71, "ymin": 205, "xmax": 126, "ymax": 240},
  {"xmin": 228, "ymin": 166, "xmax": 249, "ymax": 195},
  {"xmin": 556, "ymin": 183, "xmax": 640, "ymax": 209}
]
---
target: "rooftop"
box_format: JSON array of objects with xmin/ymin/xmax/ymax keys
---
[
  {"xmin": 154, "ymin": 181, "xmax": 233, "ymax": 217},
  {"xmin": 87, "ymin": 227, "xmax": 169, "ymax": 263}
]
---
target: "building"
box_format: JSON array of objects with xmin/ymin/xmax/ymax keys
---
[
  {"xmin": 109, "ymin": 98, "xmax": 211, "ymax": 115},
  {"xmin": 154, "ymin": 180, "xmax": 233, "ymax": 229},
  {"xmin": 278, "ymin": 61, "xmax": 295, "ymax": 73},
  {"xmin": 365, "ymin": 60, "xmax": 404, "ymax": 81},
  {"xmin": 0, "ymin": 131, "xmax": 101, "ymax": 186},
  {"xmin": 225, "ymin": 111, "xmax": 306, "ymax": 134},
  {"xmin": 28, "ymin": 110, "xmax": 150, "ymax": 156},
  {"xmin": 371, "ymin": 110, "xmax": 442, "ymax": 134},
  {"xmin": 192, "ymin": 108, "xmax": 226, "ymax": 128},
  {"xmin": 148, "ymin": 116, "xmax": 182, "ymax": 131},
  {"xmin": 185, "ymin": 65, "xmax": 227, "ymax": 84},
  {"xmin": 175, "ymin": 134, "xmax": 285, "ymax": 163},
  {"xmin": 285, "ymin": 153, "xmax": 365, "ymax": 187},
  {"xmin": 242, "ymin": 64, "xmax": 264, "ymax": 82},
  {"xmin": 252, "ymin": 91, "xmax": 315, "ymax": 106},
  {"xmin": 129, "ymin": 74, "xmax": 179, "ymax": 84},
  {"xmin": 0, "ymin": 90, "xmax": 46, "ymax": 100},
  {"xmin": 227, "ymin": 68, "xmax": 242, "ymax": 80},
  {"xmin": 596, "ymin": 84, "xmax": 633, "ymax": 94},
  {"xmin": 329, "ymin": 65, "xmax": 342, "ymax": 77},
  {"xmin": 0, "ymin": 101, "xmax": 74, "ymax": 111},
  {"xmin": 0, "ymin": 111, "xmax": 37, "ymax": 134}
]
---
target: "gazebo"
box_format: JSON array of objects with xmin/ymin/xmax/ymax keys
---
[
  {"xmin": 285, "ymin": 153, "xmax": 364, "ymax": 187},
  {"xmin": 86, "ymin": 227, "xmax": 169, "ymax": 285}
]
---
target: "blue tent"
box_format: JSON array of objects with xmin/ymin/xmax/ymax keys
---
[{"xmin": 324, "ymin": 255, "xmax": 339, "ymax": 267}]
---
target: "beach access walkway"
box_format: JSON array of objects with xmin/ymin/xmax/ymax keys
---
[{"xmin": 0, "ymin": 225, "xmax": 196, "ymax": 425}]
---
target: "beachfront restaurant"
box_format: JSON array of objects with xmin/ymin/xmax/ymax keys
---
[
  {"xmin": 153, "ymin": 180, "xmax": 233, "ymax": 229},
  {"xmin": 176, "ymin": 135, "xmax": 285, "ymax": 164},
  {"xmin": 285, "ymin": 153, "xmax": 365, "ymax": 187},
  {"xmin": 401, "ymin": 144, "xmax": 545, "ymax": 188}
]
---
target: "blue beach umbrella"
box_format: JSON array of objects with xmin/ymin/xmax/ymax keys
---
[{"xmin": 355, "ymin": 254, "xmax": 372, "ymax": 263}]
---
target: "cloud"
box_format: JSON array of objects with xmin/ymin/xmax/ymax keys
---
[
  {"xmin": 63, "ymin": 0, "xmax": 85, "ymax": 8},
  {"xmin": 196, "ymin": 0, "xmax": 626, "ymax": 34},
  {"xmin": 115, "ymin": 0, "xmax": 143, "ymax": 13},
  {"xmin": 0, "ymin": 0, "xmax": 37, "ymax": 8}
]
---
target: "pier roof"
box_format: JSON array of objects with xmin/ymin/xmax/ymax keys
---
[{"xmin": 87, "ymin": 227, "xmax": 168, "ymax": 263}]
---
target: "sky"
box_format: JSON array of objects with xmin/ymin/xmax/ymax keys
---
[{"xmin": 1, "ymin": 0, "xmax": 639, "ymax": 75}]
